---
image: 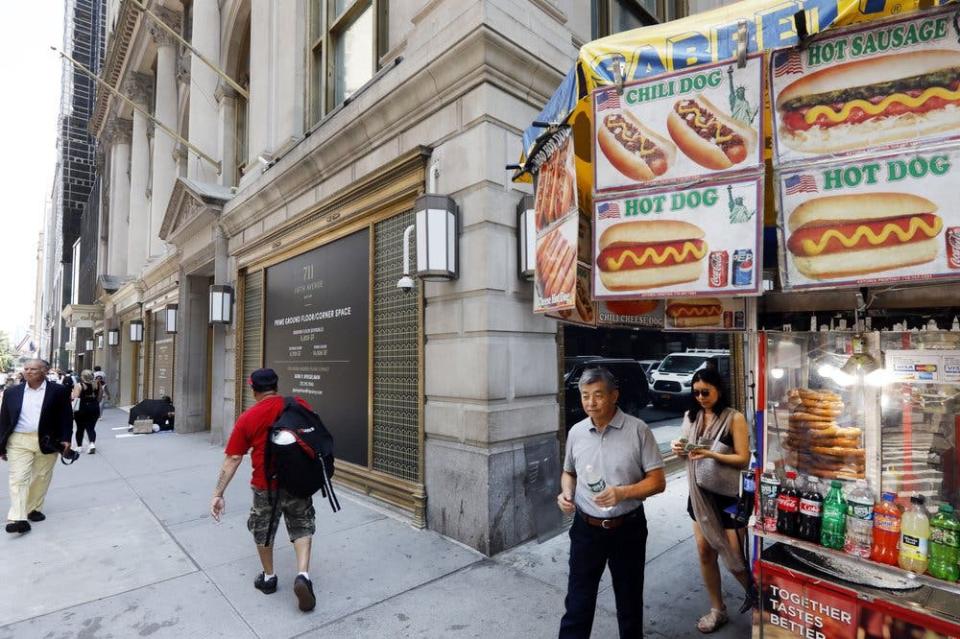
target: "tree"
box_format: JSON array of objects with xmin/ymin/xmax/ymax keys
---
[{"xmin": 0, "ymin": 331, "xmax": 15, "ymax": 371}]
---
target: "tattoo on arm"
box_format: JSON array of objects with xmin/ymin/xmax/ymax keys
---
[{"xmin": 214, "ymin": 468, "xmax": 229, "ymax": 496}]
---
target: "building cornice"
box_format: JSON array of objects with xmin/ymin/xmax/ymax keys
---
[{"xmin": 91, "ymin": 0, "xmax": 142, "ymax": 138}]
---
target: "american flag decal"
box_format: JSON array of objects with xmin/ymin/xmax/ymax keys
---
[
  {"xmin": 784, "ymin": 174, "xmax": 818, "ymax": 195},
  {"xmin": 598, "ymin": 201, "xmax": 621, "ymax": 219},
  {"xmin": 596, "ymin": 90, "xmax": 621, "ymax": 111},
  {"xmin": 773, "ymin": 49, "xmax": 803, "ymax": 77}
]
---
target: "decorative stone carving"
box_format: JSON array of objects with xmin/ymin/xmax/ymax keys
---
[
  {"xmin": 148, "ymin": 7, "xmax": 182, "ymax": 47},
  {"xmin": 104, "ymin": 118, "xmax": 133, "ymax": 146},
  {"xmin": 177, "ymin": 53, "xmax": 191, "ymax": 84},
  {"xmin": 123, "ymin": 72, "xmax": 153, "ymax": 106}
]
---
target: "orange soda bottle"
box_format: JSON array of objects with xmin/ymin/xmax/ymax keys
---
[{"xmin": 871, "ymin": 491, "xmax": 901, "ymax": 566}]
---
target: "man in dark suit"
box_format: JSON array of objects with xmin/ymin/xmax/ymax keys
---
[{"xmin": 0, "ymin": 359, "xmax": 74, "ymax": 534}]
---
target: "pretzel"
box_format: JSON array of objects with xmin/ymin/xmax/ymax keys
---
[
  {"xmin": 789, "ymin": 412, "xmax": 837, "ymax": 423},
  {"xmin": 792, "ymin": 388, "xmax": 842, "ymax": 403},
  {"xmin": 809, "ymin": 445, "xmax": 866, "ymax": 459},
  {"xmin": 787, "ymin": 425, "xmax": 861, "ymax": 440},
  {"xmin": 786, "ymin": 436, "xmax": 860, "ymax": 450}
]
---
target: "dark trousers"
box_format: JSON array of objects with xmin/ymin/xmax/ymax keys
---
[
  {"xmin": 559, "ymin": 509, "xmax": 648, "ymax": 639},
  {"xmin": 74, "ymin": 410, "xmax": 98, "ymax": 445}
]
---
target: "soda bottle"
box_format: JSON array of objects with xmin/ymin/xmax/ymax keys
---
[
  {"xmin": 870, "ymin": 492, "xmax": 902, "ymax": 566},
  {"xmin": 798, "ymin": 476, "xmax": 824, "ymax": 543},
  {"xmin": 929, "ymin": 504, "xmax": 960, "ymax": 582},
  {"xmin": 899, "ymin": 495, "xmax": 930, "ymax": 574},
  {"xmin": 583, "ymin": 465, "xmax": 611, "ymax": 512},
  {"xmin": 844, "ymin": 480, "xmax": 875, "ymax": 558},
  {"xmin": 777, "ymin": 471, "xmax": 801, "ymax": 537},
  {"xmin": 820, "ymin": 480, "xmax": 847, "ymax": 550},
  {"xmin": 759, "ymin": 471, "xmax": 780, "ymax": 533}
]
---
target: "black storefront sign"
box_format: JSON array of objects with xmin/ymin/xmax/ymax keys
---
[{"xmin": 263, "ymin": 229, "xmax": 370, "ymax": 467}]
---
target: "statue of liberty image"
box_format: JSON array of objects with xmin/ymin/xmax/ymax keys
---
[
  {"xmin": 727, "ymin": 185, "xmax": 754, "ymax": 224},
  {"xmin": 727, "ymin": 66, "xmax": 759, "ymax": 126}
]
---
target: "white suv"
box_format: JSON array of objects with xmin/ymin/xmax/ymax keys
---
[{"xmin": 650, "ymin": 349, "xmax": 730, "ymax": 408}]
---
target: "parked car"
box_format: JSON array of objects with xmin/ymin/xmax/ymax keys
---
[
  {"xmin": 649, "ymin": 349, "xmax": 730, "ymax": 408},
  {"xmin": 564, "ymin": 358, "xmax": 650, "ymax": 429},
  {"xmin": 563, "ymin": 355, "xmax": 603, "ymax": 375},
  {"xmin": 637, "ymin": 359, "xmax": 661, "ymax": 384}
]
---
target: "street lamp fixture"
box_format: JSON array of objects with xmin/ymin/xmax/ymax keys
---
[
  {"xmin": 414, "ymin": 194, "xmax": 459, "ymax": 281},
  {"xmin": 516, "ymin": 194, "xmax": 536, "ymax": 281},
  {"xmin": 108, "ymin": 329, "xmax": 120, "ymax": 346},
  {"xmin": 130, "ymin": 319, "xmax": 144, "ymax": 343},
  {"xmin": 165, "ymin": 303, "xmax": 178, "ymax": 334},
  {"xmin": 209, "ymin": 285, "xmax": 234, "ymax": 324}
]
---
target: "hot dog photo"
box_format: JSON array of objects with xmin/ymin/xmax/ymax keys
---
[
  {"xmin": 664, "ymin": 297, "xmax": 747, "ymax": 331},
  {"xmin": 593, "ymin": 177, "xmax": 763, "ymax": 298},
  {"xmin": 533, "ymin": 134, "xmax": 577, "ymax": 232},
  {"xmin": 770, "ymin": 8, "xmax": 960, "ymax": 164},
  {"xmin": 533, "ymin": 218, "xmax": 578, "ymax": 312},
  {"xmin": 548, "ymin": 265, "xmax": 597, "ymax": 327},
  {"xmin": 777, "ymin": 146, "xmax": 960, "ymax": 290},
  {"xmin": 593, "ymin": 56, "xmax": 764, "ymax": 193}
]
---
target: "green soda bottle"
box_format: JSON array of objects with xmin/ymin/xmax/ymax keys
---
[
  {"xmin": 820, "ymin": 480, "xmax": 847, "ymax": 550},
  {"xmin": 929, "ymin": 504, "xmax": 960, "ymax": 582}
]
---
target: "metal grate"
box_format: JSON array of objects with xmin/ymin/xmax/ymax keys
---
[
  {"xmin": 372, "ymin": 212, "xmax": 420, "ymax": 482},
  {"xmin": 241, "ymin": 270, "xmax": 263, "ymax": 413}
]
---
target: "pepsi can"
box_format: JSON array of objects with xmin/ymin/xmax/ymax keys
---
[{"xmin": 732, "ymin": 249, "xmax": 753, "ymax": 287}]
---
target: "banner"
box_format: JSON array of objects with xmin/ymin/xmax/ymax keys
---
[
  {"xmin": 663, "ymin": 297, "xmax": 747, "ymax": 331},
  {"xmin": 770, "ymin": 6, "xmax": 960, "ymax": 166},
  {"xmin": 534, "ymin": 131, "xmax": 581, "ymax": 313},
  {"xmin": 593, "ymin": 176, "xmax": 763, "ymax": 299},
  {"xmin": 777, "ymin": 146, "xmax": 960, "ymax": 290},
  {"xmin": 597, "ymin": 299, "xmax": 665, "ymax": 328},
  {"xmin": 593, "ymin": 55, "xmax": 765, "ymax": 193}
]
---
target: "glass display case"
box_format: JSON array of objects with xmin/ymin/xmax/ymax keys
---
[{"xmin": 755, "ymin": 331, "xmax": 960, "ymax": 638}]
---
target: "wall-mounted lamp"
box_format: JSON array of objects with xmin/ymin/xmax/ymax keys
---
[
  {"xmin": 414, "ymin": 194, "xmax": 459, "ymax": 280},
  {"xmin": 85, "ymin": 339, "xmax": 94, "ymax": 351},
  {"xmin": 209, "ymin": 285, "xmax": 234, "ymax": 324},
  {"xmin": 108, "ymin": 329, "xmax": 120, "ymax": 346},
  {"xmin": 96, "ymin": 333, "xmax": 104, "ymax": 350},
  {"xmin": 165, "ymin": 303, "xmax": 178, "ymax": 334},
  {"xmin": 129, "ymin": 319, "xmax": 144, "ymax": 343},
  {"xmin": 516, "ymin": 194, "xmax": 536, "ymax": 280}
]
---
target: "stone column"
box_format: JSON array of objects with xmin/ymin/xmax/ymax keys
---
[
  {"xmin": 210, "ymin": 224, "xmax": 230, "ymax": 444},
  {"xmin": 125, "ymin": 72, "xmax": 153, "ymax": 275},
  {"xmin": 242, "ymin": 0, "xmax": 271, "ymax": 182},
  {"xmin": 216, "ymin": 85, "xmax": 237, "ymax": 187},
  {"xmin": 188, "ymin": 0, "xmax": 221, "ymax": 183},
  {"xmin": 105, "ymin": 118, "xmax": 132, "ymax": 277},
  {"xmin": 148, "ymin": 8, "xmax": 182, "ymax": 258},
  {"xmin": 273, "ymin": 1, "xmax": 304, "ymax": 152}
]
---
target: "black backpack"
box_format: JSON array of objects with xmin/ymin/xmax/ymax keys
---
[{"xmin": 262, "ymin": 398, "xmax": 340, "ymax": 545}]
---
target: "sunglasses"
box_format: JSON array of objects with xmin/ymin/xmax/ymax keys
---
[{"xmin": 692, "ymin": 389, "xmax": 714, "ymax": 398}]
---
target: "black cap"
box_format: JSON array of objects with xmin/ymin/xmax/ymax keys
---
[
  {"xmin": 249, "ymin": 368, "xmax": 279, "ymax": 390},
  {"xmin": 910, "ymin": 494, "xmax": 925, "ymax": 505}
]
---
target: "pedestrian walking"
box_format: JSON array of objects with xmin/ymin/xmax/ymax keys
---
[
  {"xmin": 210, "ymin": 368, "xmax": 319, "ymax": 612},
  {"xmin": 72, "ymin": 370, "xmax": 102, "ymax": 454},
  {"xmin": 671, "ymin": 367, "xmax": 756, "ymax": 633},
  {"xmin": 557, "ymin": 366, "xmax": 666, "ymax": 639},
  {"xmin": 93, "ymin": 366, "xmax": 111, "ymax": 411},
  {"xmin": 0, "ymin": 359, "xmax": 74, "ymax": 534}
]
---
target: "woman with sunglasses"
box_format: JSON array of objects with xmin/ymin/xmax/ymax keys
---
[{"xmin": 670, "ymin": 366, "xmax": 755, "ymax": 633}]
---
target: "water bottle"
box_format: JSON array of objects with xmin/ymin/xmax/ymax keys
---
[
  {"xmin": 899, "ymin": 495, "xmax": 930, "ymax": 574},
  {"xmin": 759, "ymin": 471, "xmax": 781, "ymax": 533},
  {"xmin": 929, "ymin": 504, "xmax": 960, "ymax": 582},
  {"xmin": 776, "ymin": 471, "xmax": 800, "ymax": 537},
  {"xmin": 820, "ymin": 480, "xmax": 847, "ymax": 550},
  {"xmin": 798, "ymin": 476, "xmax": 823, "ymax": 543},
  {"xmin": 843, "ymin": 480, "xmax": 874, "ymax": 558},
  {"xmin": 584, "ymin": 464, "xmax": 611, "ymax": 512}
]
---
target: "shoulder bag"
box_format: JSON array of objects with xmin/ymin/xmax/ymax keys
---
[{"xmin": 694, "ymin": 410, "xmax": 741, "ymax": 497}]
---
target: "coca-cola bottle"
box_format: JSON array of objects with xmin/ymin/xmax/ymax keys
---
[
  {"xmin": 776, "ymin": 471, "xmax": 801, "ymax": 537},
  {"xmin": 798, "ymin": 475, "xmax": 824, "ymax": 543}
]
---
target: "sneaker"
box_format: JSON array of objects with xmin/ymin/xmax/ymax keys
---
[
  {"xmin": 254, "ymin": 572, "xmax": 277, "ymax": 594},
  {"xmin": 27, "ymin": 511, "xmax": 46, "ymax": 522},
  {"xmin": 293, "ymin": 575, "xmax": 316, "ymax": 612},
  {"xmin": 88, "ymin": 443, "xmax": 96, "ymax": 454},
  {"xmin": 5, "ymin": 521, "xmax": 31, "ymax": 534}
]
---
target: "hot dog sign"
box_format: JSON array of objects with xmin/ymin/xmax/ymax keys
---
[
  {"xmin": 770, "ymin": 6, "xmax": 960, "ymax": 166},
  {"xmin": 777, "ymin": 146, "xmax": 960, "ymax": 290},
  {"xmin": 593, "ymin": 177, "xmax": 763, "ymax": 299},
  {"xmin": 592, "ymin": 55, "xmax": 765, "ymax": 193}
]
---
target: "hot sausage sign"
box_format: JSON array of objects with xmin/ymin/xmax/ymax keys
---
[{"xmin": 593, "ymin": 55, "xmax": 765, "ymax": 193}]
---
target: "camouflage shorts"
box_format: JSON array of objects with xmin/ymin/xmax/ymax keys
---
[{"xmin": 248, "ymin": 488, "xmax": 316, "ymax": 546}]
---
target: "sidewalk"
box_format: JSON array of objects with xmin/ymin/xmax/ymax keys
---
[{"xmin": 0, "ymin": 409, "xmax": 752, "ymax": 638}]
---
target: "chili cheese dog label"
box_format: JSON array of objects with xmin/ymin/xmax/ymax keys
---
[
  {"xmin": 592, "ymin": 55, "xmax": 765, "ymax": 194},
  {"xmin": 593, "ymin": 176, "xmax": 763, "ymax": 299},
  {"xmin": 770, "ymin": 6, "xmax": 960, "ymax": 166},
  {"xmin": 777, "ymin": 146, "xmax": 960, "ymax": 290}
]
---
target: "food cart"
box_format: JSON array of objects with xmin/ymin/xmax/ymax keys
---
[{"xmin": 516, "ymin": 0, "xmax": 960, "ymax": 634}]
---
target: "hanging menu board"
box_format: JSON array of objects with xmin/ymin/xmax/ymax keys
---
[
  {"xmin": 263, "ymin": 229, "xmax": 370, "ymax": 467},
  {"xmin": 777, "ymin": 146, "xmax": 960, "ymax": 291},
  {"xmin": 769, "ymin": 6, "xmax": 960, "ymax": 167},
  {"xmin": 592, "ymin": 55, "xmax": 765, "ymax": 194}
]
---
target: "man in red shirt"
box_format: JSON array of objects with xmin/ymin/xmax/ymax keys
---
[{"xmin": 210, "ymin": 368, "xmax": 318, "ymax": 612}]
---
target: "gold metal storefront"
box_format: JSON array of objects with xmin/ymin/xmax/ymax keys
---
[{"xmin": 234, "ymin": 148, "xmax": 429, "ymax": 525}]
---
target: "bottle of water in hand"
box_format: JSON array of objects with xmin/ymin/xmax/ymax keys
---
[{"xmin": 585, "ymin": 464, "xmax": 612, "ymax": 512}]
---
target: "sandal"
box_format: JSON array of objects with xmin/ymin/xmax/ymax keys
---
[{"xmin": 697, "ymin": 608, "xmax": 729, "ymax": 633}]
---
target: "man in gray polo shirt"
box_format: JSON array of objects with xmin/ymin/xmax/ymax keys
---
[{"xmin": 557, "ymin": 366, "xmax": 666, "ymax": 639}]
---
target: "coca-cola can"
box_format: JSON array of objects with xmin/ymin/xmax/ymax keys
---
[
  {"xmin": 723, "ymin": 311, "xmax": 733, "ymax": 328},
  {"xmin": 709, "ymin": 251, "xmax": 729, "ymax": 288},
  {"xmin": 947, "ymin": 227, "xmax": 960, "ymax": 269}
]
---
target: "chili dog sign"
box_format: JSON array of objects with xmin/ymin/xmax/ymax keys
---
[
  {"xmin": 770, "ymin": 7, "xmax": 960, "ymax": 166},
  {"xmin": 593, "ymin": 55, "xmax": 765, "ymax": 194},
  {"xmin": 593, "ymin": 177, "xmax": 763, "ymax": 299},
  {"xmin": 777, "ymin": 147, "xmax": 960, "ymax": 290}
]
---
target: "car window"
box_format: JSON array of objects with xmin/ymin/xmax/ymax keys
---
[{"xmin": 658, "ymin": 355, "xmax": 709, "ymax": 374}]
